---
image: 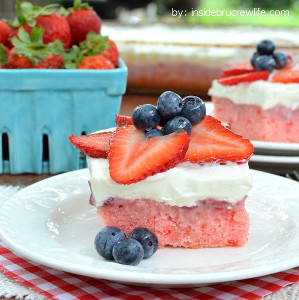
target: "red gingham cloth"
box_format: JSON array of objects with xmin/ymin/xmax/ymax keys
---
[{"xmin": 0, "ymin": 241, "xmax": 298, "ymax": 300}]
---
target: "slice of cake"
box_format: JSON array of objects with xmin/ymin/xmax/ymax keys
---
[
  {"xmin": 209, "ymin": 40, "xmax": 299, "ymax": 143},
  {"xmin": 70, "ymin": 92, "xmax": 253, "ymax": 248}
]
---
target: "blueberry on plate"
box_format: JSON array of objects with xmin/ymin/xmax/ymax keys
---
[
  {"xmin": 157, "ymin": 91, "xmax": 183, "ymax": 124},
  {"xmin": 112, "ymin": 238, "xmax": 144, "ymax": 266},
  {"xmin": 273, "ymin": 52, "xmax": 288, "ymax": 69},
  {"xmin": 257, "ymin": 40, "xmax": 275, "ymax": 55},
  {"xmin": 163, "ymin": 116, "xmax": 192, "ymax": 135},
  {"xmin": 253, "ymin": 54, "xmax": 276, "ymax": 72},
  {"xmin": 180, "ymin": 96, "xmax": 206, "ymax": 125},
  {"xmin": 250, "ymin": 52, "xmax": 260, "ymax": 68},
  {"xmin": 94, "ymin": 226, "xmax": 126, "ymax": 260},
  {"xmin": 145, "ymin": 128, "xmax": 163, "ymax": 138},
  {"xmin": 129, "ymin": 227, "xmax": 158, "ymax": 259},
  {"xmin": 132, "ymin": 104, "xmax": 160, "ymax": 131}
]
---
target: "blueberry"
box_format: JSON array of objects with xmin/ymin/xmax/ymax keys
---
[
  {"xmin": 129, "ymin": 227, "xmax": 158, "ymax": 259},
  {"xmin": 273, "ymin": 52, "xmax": 288, "ymax": 69},
  {"xmin": 132, "ymin": 104, "xmax": 160, "ymax": 131},
  {"xmin": 94, "ymin": 226, "xmax": 126, "ymax": 260},
  {"xmin": 250, "ymin": 52, "xmax": 260, "ymax": 68},
  {"xmin": 157, "ymin": 91, "xmax": 183, "ymax": 125},
  {"xmin": 112, "ymin": 238, "xmax": 144, "ymax": 266},
  {"xmin": 145, "ymin": 128, "xmax": 163, "ymax": 138},
  {"xmin": 180, "ymin": 96, "xmax": 206, "ymax": 125},
  {"xmin": 257, "ymin": 40, "xmax": 275, "ymax": 55},
  {"xmin": 163, "ymin": 116, "xmax": 192, "ymax": 135},
  {"xmin": 253, "ymin": 54, "xmax": 276, "ymax": 72}
]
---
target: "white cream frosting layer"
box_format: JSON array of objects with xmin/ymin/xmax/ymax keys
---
[
  {"xmin": 208, "ymin": 79, "xmax": 299, "ymax": 110},
  {"xmin": 87, "ymin": 158, "xmax": 252, "ymax": 207}
]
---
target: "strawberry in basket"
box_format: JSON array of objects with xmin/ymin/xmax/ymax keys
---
[
  {"xmin": 5, "ymin": 1, "xmax": 71, "ymax": 49},
  {"xmin": 2, "ymin": 27, "xmax": 64, "ymax": 69},
  {"xmin": 66, "ymin": 0, "xmax": 102, "ymax": 46}
]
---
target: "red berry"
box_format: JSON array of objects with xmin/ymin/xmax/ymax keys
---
[
  {"xmin": 76, "ymin": 55, "xmax": 114, "ymax": 69},
  {"xmin": 115, "ymin": 114, "xmax": 133, "ymax": 127},
  {"xmin": 36, "ymin": 13, "xmax": 71, "ymax": 49},
  {"xmin": 0, "ymin": 21, "xmax": 10, "ymax": 45},
  {"xmin": 218, "ymin": 71, "xmax": 269, "ymax": 86},
  {"xmin": 183, "ymin": 115, "xmax": 253, "ymax": 164},
  {"xmin": 35, "ymin": 53, "xmax": 63, "ymax": 69},
  {"xmin": 69, "ymin": 131, "xmax": 113, "ymax": 159},
  {"xmin": 108, "ymin": 125, "xmax": 190, "ymax": 184},
  {"xmin": 271, "ymin": 68, "xmax": 299, "ymax": 83},
  {"xmin": 66, "ymin": 9, "xmax": 101, "ymax": 46},
  {"xmin": 221, "ymin": 62, "xmax": 255, "ymax": 78},
  {"xmin": 102, "ymin": 39, "xmax": 119, "ymax": 67},
  {"xmin": 7, "ymin": 47, "xmax": 33, "ymax": 69}
]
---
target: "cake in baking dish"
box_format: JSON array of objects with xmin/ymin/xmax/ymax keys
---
[
  {"xmin": 70, "ymin": 92, "xmax": 253, "ymax": 248},
  {"xmin": 209, "ymin": 40, "xmax": 299, "ymax": 143},
  {"xmin": 103, "ymin": 24, "xmax": 299, "ymax": 95}
]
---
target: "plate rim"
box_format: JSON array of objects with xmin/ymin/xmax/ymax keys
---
[
  {"xmin": 0, "ymin": 169, "xmax": 298, "ymax": 286},
  {"xmin": 250, "ymin": 154, "xmax": 299, "ymax": 164}
]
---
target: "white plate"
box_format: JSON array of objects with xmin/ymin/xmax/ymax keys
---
[
  {"xmin": 0, "ymin": 169, "xmax": 298, "ymax": 288},
  {"xmin": 205, "ymin": 102, "xmax": 299, "ymax": 156},
  {"xmin": 250, "ymin": 155, "xmax": 299, "ymax": 174}
]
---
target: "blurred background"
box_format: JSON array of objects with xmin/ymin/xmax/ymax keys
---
[{"xmin": 1, "ymin": 0, "xmax": 299, "ymax": 26}]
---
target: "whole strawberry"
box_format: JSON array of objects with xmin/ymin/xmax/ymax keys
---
[
  {"xmin": 102, "ymin": 39, "xmax": 119, "ymax": 67},
  {"xmin": 35, "ymin": 13, "xmax": 71, "ymax": 49},
  {"xmin": 63, "ymin": 31, "xmax": 113, "ymax": 69},
  {"xmin": 8, "ymin": 47, "xmax": 34, "ymax": 69},
  {"xmin": 66, "ymin": 0, "xmax": 102, "ymax": 46},
  {"xmin": 77, "ymin": 55, "xmax": 114, "ymax": 69},
  {"xmin": 7, "ymin": 27, "xmax": 64, "ymax": 69},
  {"xmin": 35, "ymin": 53, "xmax": 63, "ymax": 69},
  {"xmin": 0, "ymin": 21, "xmax": 10, "ymax": 45},
  {"xmin": 6, "ymin": 1, "xmax": 71, "ymax": 49}
]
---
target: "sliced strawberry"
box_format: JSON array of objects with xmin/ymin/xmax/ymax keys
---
[
  {"xmin": 221, "ymin": 62, "xmax": 255, "ymax": 78},
  {"xmin": 109, "ymin": 126, "xmax": 190, "ymax": 184},
  {"xmin": 69, "ymin": 131, "xmax": 113, "ymax": 158},
  {"xmin": 183, "ymin": 116, "xmax": 253, "ymax": 164},
  {"xmin": 271, "ymin": 68, "xmax": 299, "ymax": 83},
  {"xmin": 218, "ymin": 71, "xmax": 269, "ymax": 86},
  {"xmin": 115, "ymin": 114, "xmax": 133, "ymax": 127},
  {"xmin": 283, "ymin": 55, "xmax": 293, "ymax": 70}
]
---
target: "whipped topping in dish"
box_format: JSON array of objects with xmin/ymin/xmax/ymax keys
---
[
  {"xmin": 208, "ymin": 79, "xmax": 299, "ymax": 110},
  {"xmin": 87, "ymin": 158, "xmax": 252, "ymax": 207}
]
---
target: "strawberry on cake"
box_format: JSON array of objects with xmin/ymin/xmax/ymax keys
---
[
  {"xmin": 70, "ymin": 91, "xmax": 254, "ymax": 249},
  {"xmin": 209, "ymin": 40, "xmax": 299, "ymax": 143}
]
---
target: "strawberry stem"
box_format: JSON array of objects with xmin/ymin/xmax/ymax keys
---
[
  {"xmin": 73, "ymin": 0, "xmax": 90, "ymax": 10},
  {"xmin": 63, "ymin": 32, "xmax": 110, "ymax": 69},
  {"xmin": 9, "ymin": 0, "xmax": 59, "ymax": 28}
]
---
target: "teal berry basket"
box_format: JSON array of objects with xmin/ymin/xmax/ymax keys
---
[{"xmin": 0, "ymin": 59, "xmax": 127, "ymax": 174}]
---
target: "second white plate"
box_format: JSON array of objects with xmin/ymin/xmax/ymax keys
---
[{"xmin": 249, "ymin": 155, "xmax": 299, "ymax": 174}]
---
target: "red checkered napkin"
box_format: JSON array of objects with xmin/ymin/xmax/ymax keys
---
[{"xmin": 0, "ymin": 241, "xmax": 298, "ymax": 300}]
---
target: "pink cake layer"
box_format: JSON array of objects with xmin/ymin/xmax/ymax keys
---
[
  {"xmin": 97, "ymin": 197, "xmax": 249, "ymax": 248},
  {"xmin": 213, "ymin": 97, "xmax": 299, "ymax": 143}
]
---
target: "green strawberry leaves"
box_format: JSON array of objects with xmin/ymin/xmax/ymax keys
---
[
  {"xmin": 0, "ymin": 45, "xmax": 8, "ymax": 66},
  {"xmin": 63, "ymin": 31, "xmax": 110, "ymax": 69},
  {"xmin": 12, "ymin": 27, "xmax": 64, "ymax": 66},
  {"xmin": 8, "ymin": 0, "xmax": 59, "ymax": 28}
]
